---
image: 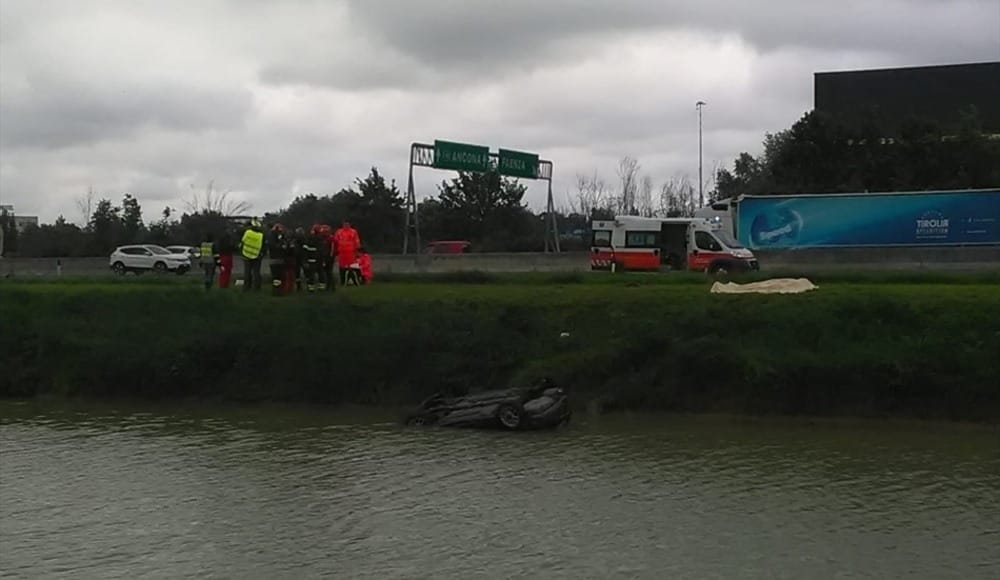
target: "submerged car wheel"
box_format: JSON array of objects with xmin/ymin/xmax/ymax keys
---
[
  {"xmin": 406, "ymin": 415, "xmax": 433, "ymax": 427},
  {"xmin": 496, "ymin": 403, "xmax": 524, "ymax": 430}
]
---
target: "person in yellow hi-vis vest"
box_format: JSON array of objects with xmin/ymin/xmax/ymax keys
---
[
  {"xmin": 240, "ymin": 218, "xmax": 266, "ymax": 292},
  {"xmin": 199, "ymin": 234, "xmax": 219, "ymax": 291}
]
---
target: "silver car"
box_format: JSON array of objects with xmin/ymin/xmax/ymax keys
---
[
  {"xmin": 109, "ymin": 245, "xmax": 192, "ymax": 275},
  {"xmin": 166, "ymin": 245, "xmax": 201, "ymax": 263}
]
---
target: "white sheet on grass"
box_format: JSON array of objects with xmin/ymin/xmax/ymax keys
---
[{"xmin": 710, "ymin": 278, "xmax": 818, "ymax": 294}]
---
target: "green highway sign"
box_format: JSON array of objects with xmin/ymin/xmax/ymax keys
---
[
  {"xmin": 433, "ymin": 140, "xmax": 490, "ymax": 172},
  {"xmin": 497, "ymin": 148, "xmax": 539, "ymax": 178}
]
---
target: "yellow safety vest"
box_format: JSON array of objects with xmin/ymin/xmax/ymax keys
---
[
  {"xmin": 200, "ymin": 242, "xmax": 214, "ymax": 264},
  {"xmin": 241, "ymin": 229, "xmax": 263, "ymax": 259}
]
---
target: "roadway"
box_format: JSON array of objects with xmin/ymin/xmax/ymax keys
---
[{"xmin": 2, "ymin": 246, "xmax": 998, "ymax": 278}]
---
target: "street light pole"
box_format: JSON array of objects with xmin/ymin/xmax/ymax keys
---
[{"xmin": 696, "ymin": 100, "xmax": 706, "ymax": 208}]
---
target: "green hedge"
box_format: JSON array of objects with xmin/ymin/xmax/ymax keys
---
[{"xmin": 2, "ymin": 278, "xmax": 998, "ymax": 421}]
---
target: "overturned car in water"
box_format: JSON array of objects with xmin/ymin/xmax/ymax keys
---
[{"xmin": 404, "ymin": 380, "xmax": 571, "ymax": 431}]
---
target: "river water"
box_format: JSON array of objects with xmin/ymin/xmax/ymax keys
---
[{"xmin": 1, "ymin": 401, "xmax": 998, "ymax": 579}]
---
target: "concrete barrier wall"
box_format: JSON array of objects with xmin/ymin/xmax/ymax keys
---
[
  {"xmin": 3, "ymin": 257, "xmax": 115, "ymax": 277},
  {"xmin": 2, "ymin": 246, "xmax": 998, "ymax": 278},
  {"xmin": 0, "ymin": 253, "xmax": 592, "ymax": 278},
  {"xmin": 376, "ymin": 252, "xmax": 590, "ymax": 274}
]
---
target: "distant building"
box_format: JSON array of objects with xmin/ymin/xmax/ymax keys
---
[
  {"xmin": 0, "ymin": 205, "xmax": 40, "ymax": 232},
  {"xmin": 814, "ymin": 61, "xmax": 1000, "ymax": 135},
  {"xmin": 14, "ymin": 216, "xmax": 39, "ymax": 232}
]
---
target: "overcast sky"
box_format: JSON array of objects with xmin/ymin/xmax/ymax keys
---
[{"xmin": 2, "ymin": 0, "xmax": 998, "ymax": 223}]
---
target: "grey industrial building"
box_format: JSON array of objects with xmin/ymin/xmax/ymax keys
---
[{"xmin": 814, "ymin": 61, "xmax": 1000, "ymax": 134}]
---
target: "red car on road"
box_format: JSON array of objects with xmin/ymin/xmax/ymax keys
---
[{"xmin": 424, "ymin": 241, "xmax": 471, "ymax": 254}]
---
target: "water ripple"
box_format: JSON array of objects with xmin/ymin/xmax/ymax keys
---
[{"xmin": 1, "ymin": 407, "xmax": 998, "ymax": 579}]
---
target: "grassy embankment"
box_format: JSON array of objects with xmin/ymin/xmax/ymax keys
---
[{"xmin": 2, "ymin": 272, "xmax": 999, "ymax": 421}]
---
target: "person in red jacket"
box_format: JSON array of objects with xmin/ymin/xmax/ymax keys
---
[
  {"xmin": 333, "ymin": 220, "xmax": 361, "ymax": 286},
  {"xmin": 357, "ymin": 247, "xmax": 373, "ymax": 284},
  {"xmin": 216, "ymin": 227, "xmax": 237, "ymax": 289}
]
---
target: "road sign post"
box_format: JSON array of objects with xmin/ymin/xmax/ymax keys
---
[
  {"xmin": 497, "ymin": 149, "xmax": 539, "ymax": 179},
  {"xmin": 433, "ymin": 140, "xmax": 490, "ymax": 172},
  {"xmin": 403, "ymin": 141, "xmax": 559, "ymax": 254}
]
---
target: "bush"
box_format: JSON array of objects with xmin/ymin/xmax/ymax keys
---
[{"xmin": 1, "ymin": 278, "xmax": 998, "ymax": 422}]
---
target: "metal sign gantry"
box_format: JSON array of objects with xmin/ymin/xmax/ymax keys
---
[{"xmin": 403, "ymin": 140, "xmax": 560, "ymax": 254}]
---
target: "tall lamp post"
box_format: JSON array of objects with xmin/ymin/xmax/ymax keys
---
[{"xmin": 696, "ymin": 100, "xmax": 706, "ymax": 208}]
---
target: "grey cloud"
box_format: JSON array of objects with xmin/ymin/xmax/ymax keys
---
[
  {"xmin": 0, "ymin": 0, "xmax": 996, "ymax": 223},
  {"xmin": 346, "ymin": 0, "xmax": 999, "ymax": 63},
  {"xmin": 1, "ymin": 76, "xmax": 253, "ymax": 149},
  {"xmin": 254, "ymin": 1, "xmax": 999, "ymax": 91},
  {"xmin": 252, "ymin": 12, "xmax": 434, "ymax": 91},
  {"xmin": 260, "ymin": 59, "xmax": 423, "ymax": 91}
]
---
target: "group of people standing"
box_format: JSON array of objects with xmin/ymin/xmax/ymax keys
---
[{"xmin": 199, "ymin": 219, "xmax": 372, "ymax": 294}]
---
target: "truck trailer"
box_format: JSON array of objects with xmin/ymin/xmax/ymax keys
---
[{"xmin": 694, "ymin": 188, "xmax": 1000, "ymax": 250}]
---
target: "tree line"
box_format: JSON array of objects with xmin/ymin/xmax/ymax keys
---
[
  {"xmin": 4, "ymin": 107, "xmax": 995, "ymax": 258},
  {"xmin": 714, "ymin": 107, "xmax": 999, "ymax": 198},
  {"xmin": 4, "ymin": 168, "xmax": 589, "ymax": 258}
]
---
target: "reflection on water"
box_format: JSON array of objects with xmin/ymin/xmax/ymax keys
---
[{"xmin": 1, "ymin": 401, "xmax": 998, "ymax": 579}]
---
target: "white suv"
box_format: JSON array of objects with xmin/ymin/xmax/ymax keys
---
[{"xmin": 110, "ymin": 245, "xmax": 191, "ymax": 275}]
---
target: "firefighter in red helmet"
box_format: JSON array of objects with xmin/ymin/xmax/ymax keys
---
[
  {"xmin": 318, "ymin": 224, "xmax": 335, "ymax": 291},
  {"xmin": 301, "ymin": 224, "xmax": 324, "ymax": 292},
  {"xmin": 267, "ymin": 223, "xmax": 291, "ymax": 296}
]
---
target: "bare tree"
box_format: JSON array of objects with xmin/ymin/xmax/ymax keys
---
[
  {"xmin": 679, "ymin": 174, "xmax": 697, "ymax": 217},
  {"xmin": 616, "ymin": 156, "xmax": 640, "ymax": 215},
  {"xmin": 637, "ymin": 175, "xmax": 655, "ymax": 217},
  {"xmin": 76, "ymin": 186, "xmax": 95, "ymax": 228},
  {"xmin": 185, "ymin": 180, "xmax": 251, "ymax": 216},
  {"xmin": 573, "ymin": 171, "xmax": 611, "ymax": 217},
  {"xmin": 702, "ymin": 160, "xmax": 722, "ymax": 204},
  {"xmin": 658, "ymin": 181, "xmax": 677, "ymax": 217},
  {"xmin": 658, "ymin": 174, "xmax": 697, "ymax": 218}
]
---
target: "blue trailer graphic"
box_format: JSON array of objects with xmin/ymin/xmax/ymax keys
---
[{"xmin": 735, "ymin": 189, "xmax": 1000, "ymax": 249}]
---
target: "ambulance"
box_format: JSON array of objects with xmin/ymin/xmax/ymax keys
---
[{"xmin": 590, "ymin": 215, "xmax": 759, "ymax": 275}]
